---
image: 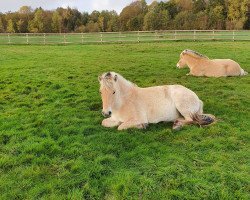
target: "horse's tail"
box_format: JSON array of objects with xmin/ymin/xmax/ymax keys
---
[
  {"xmin": 191, "ymin": 113, "xmax": 216, "ymax": 126},
  {"xmin": 240, "ymin": 68, "xmax": 248, "ymax": 76}
]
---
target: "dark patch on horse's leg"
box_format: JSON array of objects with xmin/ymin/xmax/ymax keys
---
[
  {"xmin": 137, "ymin": 123, "xmax": 148, "ymax": 129},
  {"xmin": 172, "ymin": 120, "xmax": 183, "ymax": 131}
]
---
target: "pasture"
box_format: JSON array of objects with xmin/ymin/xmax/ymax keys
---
[{"xmin": 0, "ymin": 41, "xmax": 249, "ymax": 199}]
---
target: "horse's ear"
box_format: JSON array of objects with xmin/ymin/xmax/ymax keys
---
[
  {"xmin": 98, "ymin": 75, "xmax": 102, "ymax": 82},
  {"xmin": 114, "ymin": 75, "xmax": 118, "ymax": 82},
  {"xmin": 183, "ymin": 49, "xmax": 189, "ymax": 55}
]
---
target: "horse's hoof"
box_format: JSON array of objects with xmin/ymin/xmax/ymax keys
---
[
  {"xmin": 172, "ymin": 120, "xmax": 183, "ymax": 131},
  {"xmin": 137, "ymin": 123, "xmax": 148, "ymax": 129},
  {"xmin": 172, "ymin": 125, "xmax": 182, "ymax": 131}
]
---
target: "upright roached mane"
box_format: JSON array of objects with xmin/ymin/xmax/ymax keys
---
[
  {"xmin": 100, "ymin": 72, "xmax": 136, "ymax": 90},
  {"xmin": 177, "ymin": 49, "xmax": 248, "ymax": 77},
  {"xmin": 99, "ymin": 72, "xmax": 215, "ymax": 130},
  {"xmin": 183, "ymin": 49, "xmax": 208, "ymax": 59}
]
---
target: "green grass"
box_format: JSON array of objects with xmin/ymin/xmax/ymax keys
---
[{"xmin": 0, "ymin": 41, "xmax": 249, "ymax": 199}]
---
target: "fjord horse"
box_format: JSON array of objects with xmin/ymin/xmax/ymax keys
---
[
  {"xmin": 177, "ymin": 49, "xmax": 247, "ymax": 77},
  {"xmin": 98, "ymin": 72, "xmax": 215, "ymax": 130}
]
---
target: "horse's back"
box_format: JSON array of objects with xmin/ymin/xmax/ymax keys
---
[
  {"xmin": 212, "ymin": 59, "xmax": 239, "ymax": 66},
  {"xmin": 208, "ymin": 59, "xmax": 242, "ymax": 76}
]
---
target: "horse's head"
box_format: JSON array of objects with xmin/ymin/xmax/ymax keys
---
[
  {"xmin": 176, "ymin": 50, "xmax": 188, "ymax": 68},
  {"xmin": 98, "ymin": 72, "xmax": 119, "ymax": 117}
]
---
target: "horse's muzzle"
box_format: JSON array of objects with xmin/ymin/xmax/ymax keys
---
[{"xmin": 102, "ymin": 111, "xmax": 112, "ymax": 117}]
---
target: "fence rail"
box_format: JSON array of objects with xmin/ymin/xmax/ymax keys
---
[{"xmin": 0, "ymin": 30, "xmax": 250, "ymax": 45}]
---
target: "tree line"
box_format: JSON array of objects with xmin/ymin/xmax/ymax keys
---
[{"xmin": 0, "ymin": 0, "xmax": 249, "ymax": 33}]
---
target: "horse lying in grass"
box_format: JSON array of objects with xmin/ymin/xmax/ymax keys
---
[
  {"xmin": 177, "ymin": 49, "xmax": 248, "ymax": 77},
  {"xmin": 98, "ymin": 72, "xmax": 215, "ymax": 130}
]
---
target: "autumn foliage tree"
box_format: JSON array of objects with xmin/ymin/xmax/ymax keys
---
[{"xmin": 0, "ymin": 0, "xmax": 249, "ymax": 33}]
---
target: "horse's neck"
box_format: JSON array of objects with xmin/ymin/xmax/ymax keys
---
[
  {"xmin": 186, "ymin": 56, "xmax": 207, "ymax": 69},
  {"xmin": 119, "ymin": 82, "xmax": 134, "ymax": 97},
  {"xmin": 112, "ymin": 79, "xmax": 134, "ymax": 111}
]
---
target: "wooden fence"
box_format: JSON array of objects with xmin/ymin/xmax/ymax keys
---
[{"xmin": 0, "ymin": 30, "xmax": 250, "ymax": 44}]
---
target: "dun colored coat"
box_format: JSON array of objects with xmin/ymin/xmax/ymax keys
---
[
  {"xmin": 177, "ymin": 49, "xmax": 248, "ymax": 77},
  {"xmin": 98, "ymin": 72, "xmax": 215, "ymax": 130}
]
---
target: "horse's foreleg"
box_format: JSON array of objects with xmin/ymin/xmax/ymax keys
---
[
  {"xmin": 172, "ymin": 117, "xmax": 196, "ymax": 131},
  {"xmin": 118, "ymin": 120, "xmax": 146, "ymax": 130},
  {"xmin": 102, "ymin": 118, "xmax": 121, "ymax": 128}
]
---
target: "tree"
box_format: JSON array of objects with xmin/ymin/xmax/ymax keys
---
[
  {"xmin": 0, "ymin": 1, "xmax": 249, "ymax": 33},
  {"xmin": 82, "ymin": 12, "xmax": 89, "ymax": 26},
  {"xmin": 19, "ymin": 6, "xmax": 32, "ymax": 14},
  {"xmin": 193, "ymin": 0, "xmax": 206, "ymax": 13},
  {"xmin": 7, "ymin": 19, "xmax": 15, "ymax": 33},
  {"xmin": 86, "ymin": 21, "xmax": 99, "ymax": 32},
  {"xmin": 120, "ymin": 0, "xmax": 148, "ymax": 31},
  {"xmin": 17, "ymin": 19, "xmax": 27, "ymax": 32},
  {"xmin": 68, "ymin": 8, "xmax": 82, "ymax": 31},
  {"xmin": 90, "ymin": 10, "xmax": 100, "ymax": 23},
  {"xmin": 175, "ymin": 0, "xmax": 193, "ymax": 12},
  {"xmin": 227, "ymin": 0, "xmax": 248, "ymax": 29},
  {"xmin": 195, "ymin": 11, "xmax": 209, "ymax": 30},
  {"xmin": 18, "ymin": 6, "xmax": 32, "ymax": 32},
  {"xmin": 159, "ymin": 0, "xmax": 178, "ymax": 19},
  {"xmin": 143, "ymin": 2, "xmax": 170, "ymax": 30},
  {"xmin": 52, "ymin": 11, "xmax": 62, "ymax": 32},
  {"xmin": 244, "ymin": 3, "xmax": 250, "ymax": 29},
  {"xmin": 28, "ymin": 8, "xmax": 44, "ymax": 32},
  {"xmin": 173, "ymin": 11, "xmax": 196, "ymax": 29},
  {"xmin": 107, "ymin": 13, "xmax": 119, "ymax": 32},
  {"xmin": 98, "ymin": 16, "xmax": 105, "ymax": 31},
  {"xmin": 0, "ymin": 17, "xmax": 5, "ymax": 32},
  {"xmin": 208, "ymin": 5, "xmax": 225, "ymax": 29},
  {"xmin": 28, "ymin": 8, "xmax": 52, "ymax": 33}
]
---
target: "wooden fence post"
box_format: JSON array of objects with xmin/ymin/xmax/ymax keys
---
[
  {"xmin": 174, "ymin": 30, "xmax": 177, "ymax": 40},
  {"xmin": 233, "ymin": 31, "xmax": 235, "ymax": 41},
  {"xmin": 137, "ymin": 31, "xmax": 140, "ymax": 43},
  {"xmin": 64, "ymin": 34, "xmax": 66, "ymax": 44},
  {"xmin": 43, "ymin": 33, "xmax": 46, "ymax": 45},
  {"xmin": 193, "ymin": 30, "xmax": 196, "ymax": 41},
  {"xmin": 100, "ymin": 33, "xmax": 103, "ymax": 43},
  {"xmin": 26, "ymin": 34, "xmax": 29, "ymax": 44},
  {"xmin": 8, "ymin": 33, "xmax": 10, "ymax": 44},
  {"xmin": 119, "ymin": 32, "xmax": 121, "ymax": 43},
  {"xmin": 81, "ymin": 33, "xmax": 84, "ymax": 44}
]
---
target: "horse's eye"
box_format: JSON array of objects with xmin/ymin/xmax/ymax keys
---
[
  {"xmin": 99, "ymin": 91, "xmax": 102, "ymax": 94},
  {"xmin": 113, "ymin": 91, "xmax": 116, "ymax": 94}
]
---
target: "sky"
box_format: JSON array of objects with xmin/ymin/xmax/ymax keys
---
[{"xmin": 0, "ymin": 0, "xmax": 157, "ymax": 14}]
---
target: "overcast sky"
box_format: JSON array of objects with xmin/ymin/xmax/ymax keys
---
[{"xmin": 0, "ymin": 0, "xmax": 158, "ymax": 14}]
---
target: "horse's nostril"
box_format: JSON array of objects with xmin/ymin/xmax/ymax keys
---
[{"xmin": 102, "ymin": 111, "xmax": 111, "ymax": 117}]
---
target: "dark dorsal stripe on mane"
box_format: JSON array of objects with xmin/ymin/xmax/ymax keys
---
[
  {"xmin": 184, "ymin": 49, "xmax": 208, "ymax": 59},
  {"xmin": 105, "ymin": 72, "xmax": 111, "ymax": 77},
  {"xmin": 101, "ymin": 72, "xmax": 137, "ymax": 90},
  {"xmin": 101, "ymin": 72, "xmax": 113, "ymax": 89}
]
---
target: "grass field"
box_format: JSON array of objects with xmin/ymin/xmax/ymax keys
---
[{"xmin": 0, "ymin": 41, "xmax": 250, "ymax": 199}]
